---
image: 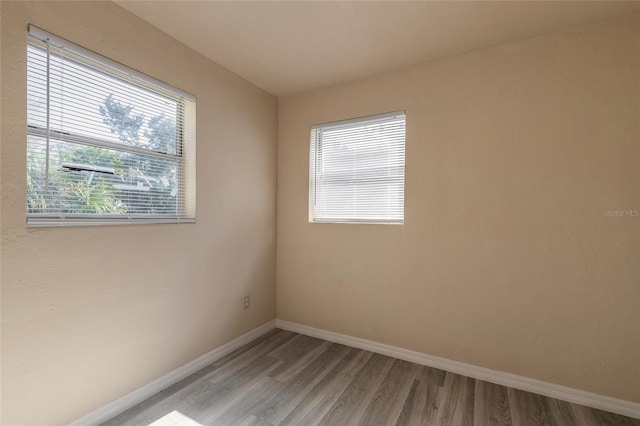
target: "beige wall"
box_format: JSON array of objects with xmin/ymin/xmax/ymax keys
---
[
  {"xmin": 1, "ymin": 2, "xmax": 277, "ymax": 425},
  {"xmin": 2, "ymin": 2, "xmax": 638, "ymax": 423},
  {"xmin": 277, "ymin": 15, "xmax": 640, "ymax": 403}
]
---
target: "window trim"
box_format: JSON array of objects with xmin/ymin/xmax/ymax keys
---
[
  {"xmin": 26, "ymin": 26, "xmax": 196, "ymax": 227},
  {"xmin": 309, "ymin": 110, "xmax": 404, "ymax": 132},
  {"xmin": 309, "ymin": 110, "xmax": 406, "ymax": 225},
  {"xmin": 27, "ymin": 215, "xmax": 194, "ymax": 227}
]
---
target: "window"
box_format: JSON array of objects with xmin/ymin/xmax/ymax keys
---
[
  {"xmin": 309, "ymin": 111, "xmax": 406, "ymax": 224},
  {"xmin": 26, "ymin": 25, "xmax": 196, "ymax": 226}
]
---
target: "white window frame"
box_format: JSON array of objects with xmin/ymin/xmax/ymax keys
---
[
  {"xmin": 309, "ymin": 111, "xmax": 406, "ymax": 224},
  {"xmin": 26, "ymin": 25, "xmax": 196, "ymax": 227}
]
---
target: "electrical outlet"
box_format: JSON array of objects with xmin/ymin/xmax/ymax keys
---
[{"xmin": 243, "ymin": 295, "xmax": 250, "ymax": 310}]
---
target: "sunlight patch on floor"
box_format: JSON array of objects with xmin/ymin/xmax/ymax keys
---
[{"xmin": 148, "ymin": 410, "xmax": 203, "ymax": 426}]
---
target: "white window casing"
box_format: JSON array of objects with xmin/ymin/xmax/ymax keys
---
[
  {"xmin": 309, "ymin": 111, "xmax": 406, "ymax": 224},
  {"xmin": 26, "ymin": 25, "xmax": 196, "ymax": 226}
]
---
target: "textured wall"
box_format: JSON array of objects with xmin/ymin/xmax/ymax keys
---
[
  {"xmin": 1, "ymin": 2, "xmax": 277, "ymax": 424},
  {"xmin": 277, "ymin": 16, "xmax": 640, "ymax": 403}
]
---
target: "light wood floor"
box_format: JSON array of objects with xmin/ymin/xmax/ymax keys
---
[{"xmin": 103, "ymin": 329, "xmax": 640, "ymax": 426}]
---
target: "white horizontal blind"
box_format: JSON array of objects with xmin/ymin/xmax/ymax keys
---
[
  {"xmin": 309, "ymin": 111, "xmax": 406, "ymax": 224},
  {"xmin": 26, "ymin": 26, "xmax": 196, "ymax": 226}
]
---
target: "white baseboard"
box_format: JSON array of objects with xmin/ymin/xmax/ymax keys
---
[
  {"xmin": 69, "ymin": 320, "xmax": 276, "ymax": 426},
  {"xmin": 275, "ymin": 319, "xmax": 640, "ymax": 420}
]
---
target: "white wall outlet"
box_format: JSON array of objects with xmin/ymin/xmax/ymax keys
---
[{"xmin": 243, "ymin": 295, "xmax": 250, "ymax": 310}]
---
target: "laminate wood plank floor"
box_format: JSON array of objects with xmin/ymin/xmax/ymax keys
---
[{"xmin": 103, "ymin": 329, "xmax": 640, "ymax": 426}]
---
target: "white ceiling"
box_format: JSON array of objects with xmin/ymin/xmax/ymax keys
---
[{"xmin": 117, "ymin": 1, "xmax": 640, "ymax": 96}]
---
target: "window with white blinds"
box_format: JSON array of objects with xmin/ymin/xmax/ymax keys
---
[
  {"xmin": 26, "ymin": 25, "xmax": 196, "ymax": 226},
  {"xmin": 309, "ymin": 111, "xmax": 406, "ymax": 224}
]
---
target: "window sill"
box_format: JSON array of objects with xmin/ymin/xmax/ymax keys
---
[
  {"xmin": 309, "ymin": 219, "xmax": 404, "ymax": 225},
  {"xmin": 27, "ymin": 216, "xmax": 195, "ymax": 228}
]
